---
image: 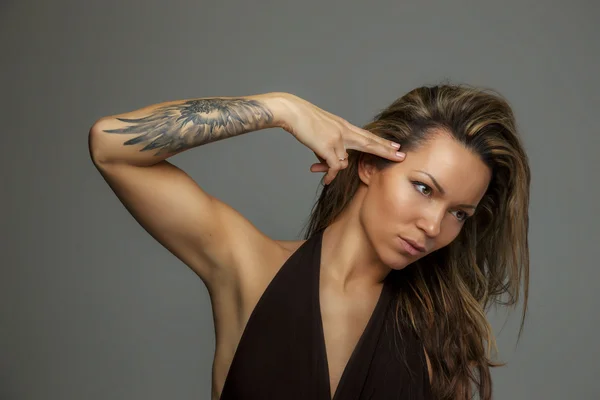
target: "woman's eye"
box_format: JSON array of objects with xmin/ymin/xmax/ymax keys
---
[
  {"xmin": 413, "ymin": 182, "xmax": 433, "ymax": 197},
  {"xmin": 452, "ymin": 210, "xmax": 469, "ymax": 222}
]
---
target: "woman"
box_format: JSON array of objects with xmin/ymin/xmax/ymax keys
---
[{"xmin": 89, "ymin": 85, "xmax": 530, "ymax": 400}]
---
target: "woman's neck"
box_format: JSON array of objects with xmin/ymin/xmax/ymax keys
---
[{"xmin": 320, "ymin": 191, "xmax": 391, "ymax": 292}]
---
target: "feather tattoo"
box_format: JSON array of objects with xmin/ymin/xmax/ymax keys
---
[{"xmin": 103, "ymin": 98, "xmax": 274, "ymax": 155}]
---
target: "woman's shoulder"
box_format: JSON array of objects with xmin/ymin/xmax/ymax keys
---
[
  {"xmin": 233, "ymin": 238, "xmax": 306, "ymax": 287},
  {"xmin": 274, "ymin": 239, "xmax": 306, "ymax": 254}
]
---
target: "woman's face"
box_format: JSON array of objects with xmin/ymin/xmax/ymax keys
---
[{"xmin": 358, "ymin": 131, "xmax": 492, "ymax": 270}]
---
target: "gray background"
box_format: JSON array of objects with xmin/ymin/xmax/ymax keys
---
[{"xmin": 1, "ymin": 0, "xmax": 598, "ymax": 399}]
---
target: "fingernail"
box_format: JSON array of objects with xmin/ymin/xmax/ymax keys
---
[
  {"xmin": 396, "ymin": 152, "xmax": 405, "ymax": 159},
  {"xmin": 391, "ymin": 142, "xmax": 401, "ymax": 149}
]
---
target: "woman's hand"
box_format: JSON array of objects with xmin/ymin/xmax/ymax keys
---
[{"xmin": 275, "ymin": 93, "xmax": 406, "ymax": 185}]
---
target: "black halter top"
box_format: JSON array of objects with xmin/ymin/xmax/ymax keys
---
[{"xmin": 219, "ymin": 229, "xmax": 433, "ymax": 399}]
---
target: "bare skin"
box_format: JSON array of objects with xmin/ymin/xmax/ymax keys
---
[
  {"xmin": 88, "ymin": 92, "xmax": 406, "ymax": 399},
  {"xmin": 88, "ymin": 93, "xmax": 485, "ymax": 398}
]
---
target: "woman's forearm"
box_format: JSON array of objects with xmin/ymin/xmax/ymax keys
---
[{"xmin": 88, "ymin": 92, "xmax": 292, "ymax": 167}]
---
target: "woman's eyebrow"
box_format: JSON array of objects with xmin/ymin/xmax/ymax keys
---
[
  {"xmin": 414, "ymin": 170, "xmax": 477, "ymax": 209},
  {"xmin": 415, "ymin": 170, "xmax": 446, "ymax": 195}
]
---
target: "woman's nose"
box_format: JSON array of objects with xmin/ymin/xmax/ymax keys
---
[{"xmin": 416, "ymin": 208, "xmax": 444, "ymax": 238}]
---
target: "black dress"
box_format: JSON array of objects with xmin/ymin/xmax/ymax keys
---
[{"xmin": 220, "ymin": 229, "xmax": 433, "ymax": 399}]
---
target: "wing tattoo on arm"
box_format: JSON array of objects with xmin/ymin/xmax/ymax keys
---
[{"xmin": 102, "ymin": 98, "xmax": 274, "ymax": 155}]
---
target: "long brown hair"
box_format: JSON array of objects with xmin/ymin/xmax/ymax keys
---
[{"xmin": 302, "ymin": 84, "xmax": 530, "ymax": 399}]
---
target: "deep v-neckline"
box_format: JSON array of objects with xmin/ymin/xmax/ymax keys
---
[
  {"xmin": 313, "ymin": 230, "xmax": 391, "ymax": 400},
  {"xmin": 219, "ymin": 229, "xmax": 398, "ymax": 400}
]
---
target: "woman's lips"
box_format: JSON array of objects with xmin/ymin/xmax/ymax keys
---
[{"xmin": 397, "ymin": 236, "xmax": 425, "ymax": 256}]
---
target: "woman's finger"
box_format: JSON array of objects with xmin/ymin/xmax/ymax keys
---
[
  {"xmin": 310, "ymin": 162, "xmax": 328, "ymax": 173},
  {"xmin": 363, "ymin": 137, "xmax": 406, "ymax": 162},
  {"xmin": 323, "ymin": 149, "xmax": 346, "ymax": 185},
  {"xmin": 347, "ymin": 124, "xmax": 400, "ymax": 147},
  {"xmin": 346, "ymin": 125, "xmax": 405, "ymax": 162}
]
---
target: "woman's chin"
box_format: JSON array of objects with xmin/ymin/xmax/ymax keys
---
[
  {"xmin": 381, "ymin": 246, "xmax": 428, "ymax": 271},
  {"xmin": 380, "ymin": 250, "xmax": 414, "ymax": 271}
]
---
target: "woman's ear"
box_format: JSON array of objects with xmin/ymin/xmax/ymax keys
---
[{"xmin": 357, "ymin": 153, "xmax": 379, "ymax": 186}]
